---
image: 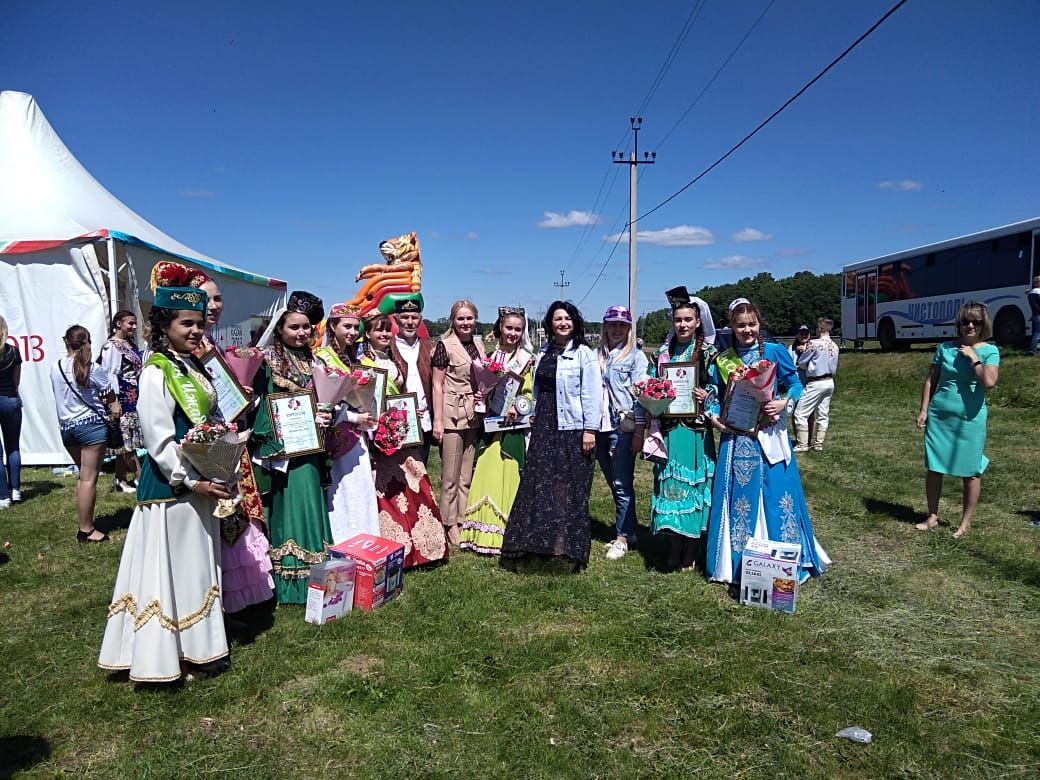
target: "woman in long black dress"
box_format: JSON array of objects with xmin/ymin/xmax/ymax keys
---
[{"xmin": 501, "ymin": 301, "xmax": 602, "ymax": 570}]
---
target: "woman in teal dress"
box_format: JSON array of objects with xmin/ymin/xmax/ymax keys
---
[
  {"xmin": 915, "ymin": 302, "xmax": 1000, "ymax": 538},
  {"xmin": 704, "ymin": 298, "xmax": 830, "ymax": 585},
  {"xmin": 644, "ymin": 289, "xmax": 718, "ymax": 571},
  {"xmin": 252, "ymin": 291, "xmax": 333, "ymax": 604}
]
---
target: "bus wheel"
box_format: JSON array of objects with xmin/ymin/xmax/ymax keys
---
[
  {"xmin": 993, "ymin": 307, "xmax": 1025, "ymax": 347},
  {"xmin": 878, "ymin": 318, "xmax": 897, "ymax": 352}
]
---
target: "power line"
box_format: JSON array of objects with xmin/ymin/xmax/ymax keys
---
[
  {"xmin": 654, "ymin": 0, "xmax": 778, "ymax": 150},
  {"xmin": 635, "ymin": 0, "xmax": 710, "ymax": 117},
  {"xmin": 635, "ymin": 0, "xmax": 909, "ymax": 225}
]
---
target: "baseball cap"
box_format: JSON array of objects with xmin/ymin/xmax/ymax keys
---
[{"xmin": 603, "ymin": 305, "xmax": 633, "ymax": 324}]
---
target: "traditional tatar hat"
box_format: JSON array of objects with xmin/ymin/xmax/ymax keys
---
[
  {"xmin": 797, "ymin": 324, "xmax": 811, "ymax": 332},
  {"xmin": 286, "ymin": 290, "xmax": 325, "ymax": 325},
  {"xmin": 394, "ymin": 298, "xmax": 422, "ymax": 314},
  {"xmin": 662, "ymin": 285, "xmax": 717, "ymax": 345},
  {"xmin": 149, "ymin": 261, "xmax": 210, "ymax": 313},
  {"xmin": 328, "ymin": 302, "xmax": 362, "ymax": 320}
]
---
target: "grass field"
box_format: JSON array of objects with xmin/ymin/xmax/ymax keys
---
[{"xmin": 1, "ymin": 350, "xmax": 1039, "ymax": 778}]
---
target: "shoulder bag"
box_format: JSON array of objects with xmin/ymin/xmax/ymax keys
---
[{"xmin": 59, "ymin": 363, "xmax": 124, "ymax": 449}]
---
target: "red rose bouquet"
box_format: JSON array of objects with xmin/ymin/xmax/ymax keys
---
[
  {"xmin": 472, "ymin": 353, "xmax": 508, "ymax": 413},
  {"xmin": 372, "ymin": 405, "xmax": 409, "ymax": 456},
  {"xmin": 632, "ymin": 377, "xmax": 677, "ymax": 417}
]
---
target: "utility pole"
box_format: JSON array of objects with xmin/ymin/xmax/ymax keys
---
[
  {"xmin": 612, "ymin": 117, "xmax": 655, "ymax": 331},
  {"xmin": 553, "ymin": 269, "xmax": 570, "ymax": 299}
]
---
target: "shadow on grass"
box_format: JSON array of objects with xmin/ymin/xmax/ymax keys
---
[
  {"xmin": 0, "ymin": 734, "xmax": 52, "ymax": 776},
  {"xmin": 17, "ymin": 482, "xmax": 61, "ymax": 501},
  {"xmin": 635, "ymin": 526, "xmax": 680, "ymax": 574},
  {"xmin": 863, "ymin": 497, "xmax": 920, "ymax": 525},
  {"xmin": 225, "ymin": 597, "xmax": 277, "ymax": 646},
  {"xmin": 964, "ymin": 545, "xmax": 1040, "ymax": 589},
  {"xmin": 1016, "ymin": 510, "xmax": 1040, "ymax": 524},
  {"xmin": 94, "ymin": 507, "xmax": 133, "ymax": 534}
]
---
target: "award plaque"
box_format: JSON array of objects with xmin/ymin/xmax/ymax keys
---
[
  {"xmin": 660, "ymin": 361, "xmax": 699, "ymax": 418},
  {"xmin": 199, "ymin": 348, "xmax": 251, "ymax": 422},
  {"xmin": 266, "ymin": 390, "xmax": 325, "ymax": 457}
]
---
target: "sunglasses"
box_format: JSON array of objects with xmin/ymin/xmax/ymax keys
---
[{"xmin": 958, "ymin": 319, "xmax": 982, "ymax": 327}]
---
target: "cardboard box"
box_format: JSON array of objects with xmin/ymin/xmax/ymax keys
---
[
  {"xmin": 739, "ymin": 538, "xmax": 801, "ymax": 614},
  {"xmin": 328, "ymin": 534, "xmax": 405, "ymax": 611},
  {"xmin": 304, "ymin": 559, "xmax": 357, "ymax": 625}
]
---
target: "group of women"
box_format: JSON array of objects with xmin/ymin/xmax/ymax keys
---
[{"xmin": 78, "ymin": 255, "xmax": 1002, "ymax": 685}]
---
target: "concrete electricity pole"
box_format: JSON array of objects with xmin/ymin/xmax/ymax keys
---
[
  {"xmin": 612, "ymin": 117, "xmax": 655, "ymax": 329},
  {"xmin": 554, "ymin": 269, "xmax": 570, "ymax": 299}
]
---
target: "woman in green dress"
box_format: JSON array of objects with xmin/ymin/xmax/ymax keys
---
[
  {"xmin": 915, "ymin": 301, "xmax": 1000, "ymax": 538},
  {"xmin": 642, "ymin": 288, "xmax": 718, "ymax": 571},
  {"xmin": 252, "ymin": 291, "xmax": 333, "ymax": 604},
  {"xmin": 460, "ymin": 307, "xmax": 534, "ymax": 554}
]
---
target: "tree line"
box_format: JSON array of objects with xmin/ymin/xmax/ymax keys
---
[{"xmin": 636, "ymin": 271, "xmax": 841, "ymax": 347}]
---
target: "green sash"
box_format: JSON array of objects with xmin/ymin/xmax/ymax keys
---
[
  {"xmin": 144, "ymin": 353, "xmax": 210, "ymax": 424},
  {"xmin": 314, "ymin": 346, "xmax": 350, "ymax": 373},
  {"xmin": 714, "ymin": 348, "xmax": 745, "ymax": 385}
]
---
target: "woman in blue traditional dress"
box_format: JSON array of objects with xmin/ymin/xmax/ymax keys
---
[
  {"xmin": 914, "ymin": 301, "xmax": 999, "ymax": 538},
  {"xmin": 99, "ymin": 267, "xmax": 232, "ymax": 682},
  {"xmin": 704, "ymin": 298, "xmax": 830, "ymax": 584},
  {"xmin": 252, "ymin": 291, "xmax": 334, "ymax": 604},
  {"xmin": 643, "ymin": 289, "xmax": 718, "ymax": 571}
]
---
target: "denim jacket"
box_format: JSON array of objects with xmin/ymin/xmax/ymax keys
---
[
  {"xmin": 601, "ymin": 344, "xmax": 650, "ymax": 427},
  {"xmin": 532, "ymin": 341, "xmax": 602, "ymax": 431}
]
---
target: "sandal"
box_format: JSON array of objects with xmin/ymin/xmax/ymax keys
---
[{"xmin": 77, "ymin": 529, "xmax": 110, "ymax": 543}]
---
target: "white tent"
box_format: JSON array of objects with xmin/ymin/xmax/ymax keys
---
[{"xmin": 0, "ymin": 90, "xmax": 287, "ymax": 464}]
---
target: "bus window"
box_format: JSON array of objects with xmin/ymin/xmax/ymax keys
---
[{"xmin": 844, "ymin": 271, "xmax": 857, "ymax": 298}]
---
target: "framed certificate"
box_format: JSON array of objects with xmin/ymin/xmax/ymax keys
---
[
  {"xmin": 266, "ymin": 391, "xmax": 325, "ymax": 457},
  {"xmin": 384, "ymin": 392, "xmax": 423, "ymax": 449},
  {"xmin": 487, "ymin": 371, "xmax": 524, "ymax": 417},
  {"xmin": 721, "ymin": 379, "xmax": 767, "ymax": 435},
  {"xmin": 661, "ymin": 361, "xmax": 699, "ymax": 417},
  {"xmin": 368, "ymin": 367, "xmax": 390, "ymax": 419},
  {"xmin": 199, "ymin": 348, "xmax": 251, "ymax": 422}
]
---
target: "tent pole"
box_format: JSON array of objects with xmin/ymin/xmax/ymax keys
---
[{"xmin": 106, "ymin": 236, "xmax": 118, "ymax": 319}]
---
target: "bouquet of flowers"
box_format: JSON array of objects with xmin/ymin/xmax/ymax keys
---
[
  {"xmin": 180, "ymin": 420, "xmax": 250, "ymax": 518},
  {"xmin": 632, "ymin": 377, "xmax": 677, "ymax": 417},
  {"xmin": 372, "ymin": 405, "xmax": 409, "ymax": 456},
  {"xmin": 472, "ymin": 354, "xmax": 507, "ymax": 413},
  {"xmin": 222, "ymin": 346, "xmax": 265, "ymax": 389},
  {"xmin": 342, "ymin": 367, "xmax": 377, "ymax": 411},
  {"xmin": 311, "ymin": 362, "xmax": 354, "ymax": 412},
  {"xmin": 723, "ymin": 359, "xmax": 777, "ymax": 431}
]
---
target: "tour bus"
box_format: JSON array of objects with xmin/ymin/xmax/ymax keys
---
[{"xmin": 841, "ymin": 217, "xmax": 1039, "ymax": 351}]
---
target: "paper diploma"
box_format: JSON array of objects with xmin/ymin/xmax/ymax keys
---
[
  {"xmin": 200, "ymin": 349, "xmax": 250, "ymax": 422},
  {"xmin": 267, "ymin": 392, "xmax": 323, "ymax": 457},
  {"xmin": 661, "ymin": 361, "xmax": 698, "ymax": 417},
  {"xmin": 722, "ymin": 379, "xmax": 768, "ymax": 434}
]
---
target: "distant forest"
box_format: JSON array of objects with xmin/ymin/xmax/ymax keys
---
[{"xmin": 636, "ymin": 271, "xmax": 841, "ymax": 346}]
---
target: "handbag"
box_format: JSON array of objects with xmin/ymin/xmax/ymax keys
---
[
  {"xmin": 59, "ymin": 363, "xmax": 124, "ymax": 449},
  {"xmin": 605, "ymin": 368, "xmax": 638, "ymax": 434}
]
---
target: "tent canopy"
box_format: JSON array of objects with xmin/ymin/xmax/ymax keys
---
[{"xmin": 0, "ymin": 90, "xmax": 286, "ymax": 464}]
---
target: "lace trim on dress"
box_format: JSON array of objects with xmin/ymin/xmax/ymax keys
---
[
  {"xmin": 107, "ymin": 586, "xmax": 222, "ymax": 632},
  {"xmin": 269, "ymin": 538, "xmax": 328, "ymax": 565}
]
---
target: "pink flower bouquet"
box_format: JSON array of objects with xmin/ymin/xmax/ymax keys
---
[
  {"xmin": 632, "ymin": 377, "xmax": 677, "ymax": 417},
  {"xmin": 311, "ymin": 363, "xmax": 353, "ymax": 412},
  {"xmin": 472, "ymin": 355, "xmax": 507, "ymax": 413},
  {"xmin": 222, "ymin": 346, "xmax": 265, "ymax": 389},
  {"xmin": 727, "ymin": 359, "xmax": 777, "ymax": 428},
  {"xmin": 342, "ymin": 367, "xmax": 377, "ymax": 411}
]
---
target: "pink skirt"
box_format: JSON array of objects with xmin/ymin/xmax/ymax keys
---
[{"xmin": 221, "ymin": 520, "xmax": 274, "ymax": 613}]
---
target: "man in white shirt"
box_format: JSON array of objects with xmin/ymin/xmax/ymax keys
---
[
  {"xmin": 393, "ymin": 297, "xmax": 436, "ymax": 463},
  {"xmin": 793, "ymin": 317, "xmax": 840, "ymax": 453}
]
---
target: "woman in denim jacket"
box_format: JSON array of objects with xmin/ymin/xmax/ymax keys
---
[
  {"xmin": 595, "ymin": 305, "xmax": 649, "ymax": 561},
  {"xmin": 501, "ymin": 301, "xmax": 602, "ymax": 570}
]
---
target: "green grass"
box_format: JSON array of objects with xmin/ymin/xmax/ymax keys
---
[{"xmin": 2, "ymin": 350, "xmax": 1039, "ymax": 778}]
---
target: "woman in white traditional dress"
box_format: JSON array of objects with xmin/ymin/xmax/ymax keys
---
[
  {"xmin": 315, "ymin": 302, "xmax": 380, "ymax": 543},
  {"xmin": 99, "ymin": 266, "xmax": 233, "ymax": 683}
]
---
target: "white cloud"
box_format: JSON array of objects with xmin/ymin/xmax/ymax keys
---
[
  {"xmin": 775, "ymin": 247, "xmax": 810, "ymax": 257},
  {"xmin": 877, "ymin": 179, "xmax": 923, "ymax": 191},
  {"xmin": 465, "ymin": 231, "xmax": 479, "ymax": 241},
  {"xmin": 731, "ymin": 227, "xmax": 773, "ymax": 242},
  {"xmin": 538, "ymin": 210, "xmax": 602, "ymax": 229},
  {"xmin": 701, "ymin": 255, "xmax": 767, "ymax": 270},
  {"xmin": 606, "ymin": 224, "xmax": 715, "ymax": 247},
  {"xmin": 178, "ymin": 188, "xmax": 215, "ymax": 199},
  {"xmin": 474, "ymin": 267, "xmax": 510, "ymax": 276}
]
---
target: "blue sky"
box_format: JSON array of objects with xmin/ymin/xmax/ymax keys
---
[{"xmin": 4, "ymin": 0, "xmax": 1038, "ymax": 323}]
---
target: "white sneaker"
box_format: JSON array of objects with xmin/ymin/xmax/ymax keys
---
[
  {"xmin": 792, "ymin": 443, "xmax": 810, "ymax": 453},
  {"xmin": 605, "ymin": 538, "xmax": 628, "ymax": 560},
  {"xmin": 0, "ymin": 498, "xmax": 10, "ymax": 510},
  {"xmin": 112, "ymin": 479, "xmax": 137, "ymax": 494},
  {"xmin": 10, "ymin": 489, "xmax": 20, "ymax": 502}
]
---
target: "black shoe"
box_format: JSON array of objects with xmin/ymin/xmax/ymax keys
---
[
  {"xmin": 77, "ymin": 529, "xmax": 110, "ymax": 543},
  {"xmin": 184, "ymin": 655, "xmax": 231, "ymax": 680}
]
